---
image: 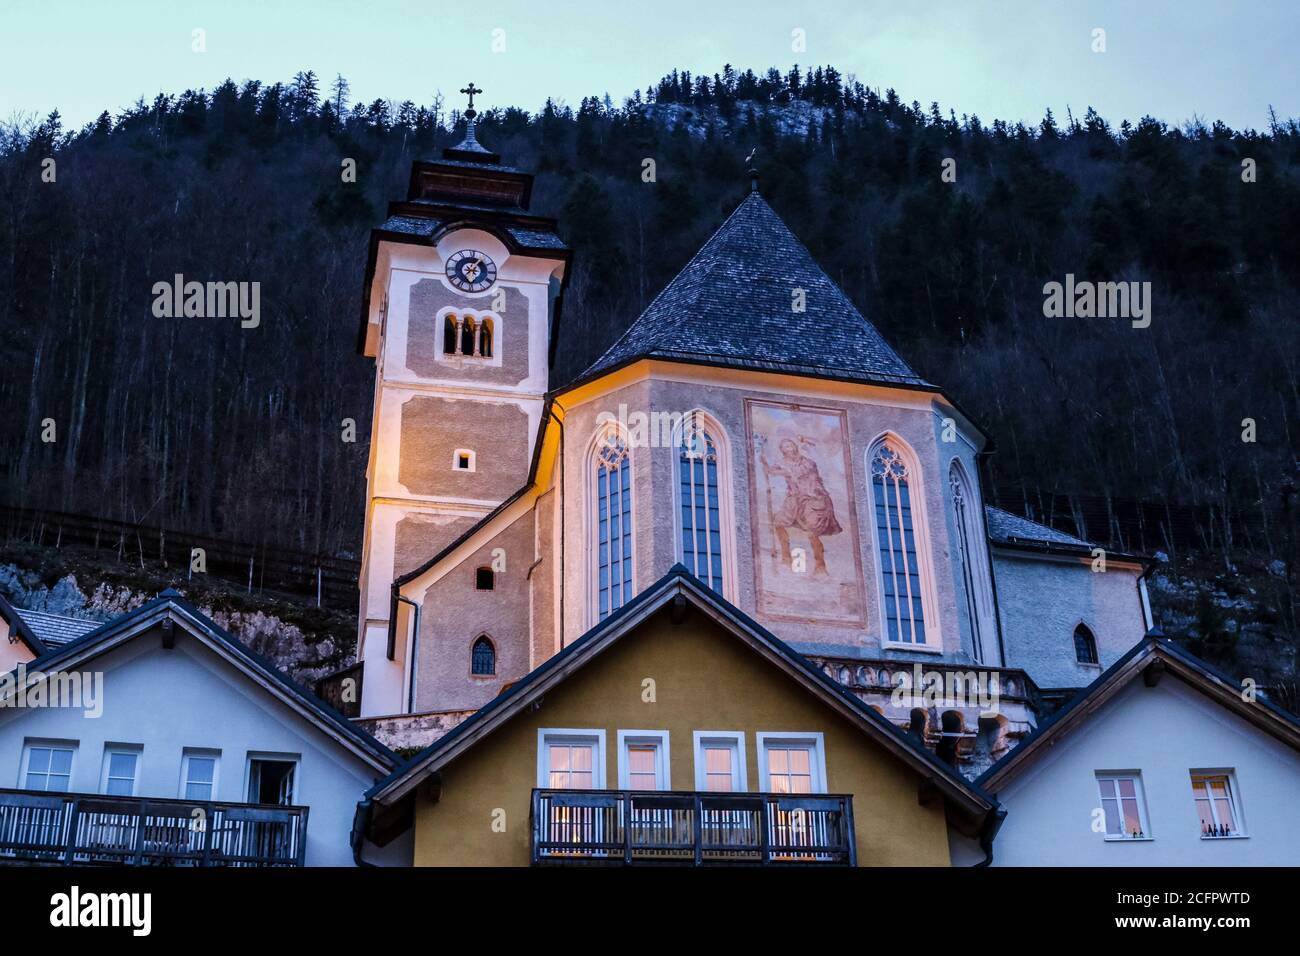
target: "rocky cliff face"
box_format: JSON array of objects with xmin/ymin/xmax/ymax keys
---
[{"xmin": 0, "ymin": 548, "xmax": 356, "ymax": 686}]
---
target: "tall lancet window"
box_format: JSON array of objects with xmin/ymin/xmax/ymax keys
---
[
  {"xmin": 950, "ymin": 461, "xmax": 991, "ymax": 663},
  {"xmin": 870, "ymin": 440, "xmax": 927, "ymax": 645},
  {"xmin": 594, "ymin": 432, "xmax": 633, "ymax": 621},
  {"xmin": 677, "ymin": 419, "xmax": 724, "ymax": 594}
]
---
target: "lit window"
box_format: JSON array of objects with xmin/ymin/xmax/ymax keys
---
[
  {"xmin": 618, "ymin": 731, "xmax": 669, "ymax": 791},
  {"xmin": 181, "ymin": 751, "xmax": 218, "ymax": 801},
  {"xmin": 757, "ymin": 734, "xmax": 826, "ymax": 794},
  {"xmin": 593, "ymin": 432, "xmax": 633, "ymax": 622},
  {"xmin": 870, "ymin": 440, "xmax": 928, "ymax": 645},
  {"xmin": 1191, "ymin": 772, "xmax": 1242, "ymax": 838},
  {"xmin": 538, "ymin": 730, "xmax": 605, "ymax": 789},
  {"xmin": 677, "ymin": 419, "xmax": 725, "ymax": 594},
  {"xmin": 101, "ymin": 748, "xmax": 140, "ymax": 796},
  {"xmin": 1097, "ymin": 772, "xmax": 1150, "ymax": 839},
  {"xmin": 693, "ymin": 732, "xmax": 746, "ymax": 792},
  {"xmin": 1074, "ymin": 624, "xmax": 1099, "ymax": 664},
  {"xmin": 23, "ymin": 743, "xmax": 75, "ymax": 792},
  {"xmin": 470, "ymin": 635, "xmax": 495, "ymax": 676}
]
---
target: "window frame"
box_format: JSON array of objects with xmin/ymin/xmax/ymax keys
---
[
  {"xmin": 756, "ymin": 732, "xmax": 828, "ymax": 794},
  {"xmin": 99, "ymin": 745, "xmax": 142, "ymax": 797},
  {"xmin": 20, "ymin": 740, "xmax": 77, "ymax": 793},
  {"xmin": 616, "ymin": 730, "xmax": 671, "ymax": 791},
  {"xmin": 670, "ymin": 411, "xmax": 737, "ymax": 600},
  {"xmin": 452, "ymin": 448, "xmax": 476, "ymax": 472},
  {"xmin": 1095, "ymin": 770, "xmax": 1152, "ymax": 841},
  {"xmin": 866, "ymin": 435, "xmax": 942, "ymax": 651},
  {"xmin": 245, "ymin": 752, "xmax": 301, "ymax": 806},
  {"xmin": 587, "ymin": 424, "xmax": 636, "ymax": 626},
  {"xmin": 1190, "ymin": 769, "xmax": 1247, "ymax": 839},
  {"xmin": 536, "ymin": 729, "xmax": 607, "ymax": 790},
  {"xmin": 692, "ymin": 731, "xmax": 747, "ymax": 792},
  {"xmin": 179, "ymin": 749, "xmax": 221, "ymax": 802},
  {"xmin": 435, "ymin": 308, "xmax": 504, "ymax": 367}
]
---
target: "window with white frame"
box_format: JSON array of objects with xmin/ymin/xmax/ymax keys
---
[
  {"xmin": 1191, "ymin": 771, "xmax": 1243, "ymax": 838},
  {"xmin": 592, "ymin": 430, "xmax": 633, "ymax": 622},
  {"xmin": 757, "ymin": 733, "xmax": 827, "ymax": 794},
  {"xmin": 100, "ymin": 747, "xmax": 141, "ymax": 796},
  {"xmin": 1096, "ymin": 772, "xmax": 1150, "ymax": 839},
  {"xmin": 21, "ymin": 742, "xmax": 75, "ymax": 792},
  {"xmin": 693, "ymin": 732, "xmax": 746, "ymax": 792},
  {"xmin": 538, "ymin": 730, "xmax": 606, "ymax": 789},
  {"xmin": 617, "ymin": 730, "xmax": 669, "ymax": 791},
  {"xmin": 676, "ymin": 417, "xmax": 727, "ymax": 595},
  {"xmin": 181, "ymin": 750, "xmax": 219, "ymax": 801},
  {"xmin": 869, "ymin": 439, "xmax": 931, "ymax": 645}
]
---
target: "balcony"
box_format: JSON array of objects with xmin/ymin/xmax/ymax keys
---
[
  {"xmin": 0, "ymin": 789, "xmax": 309, "ymax": 866},
  {"xmin": 531, "ymin": 789, "xmax": 855, "ymax": 866}
]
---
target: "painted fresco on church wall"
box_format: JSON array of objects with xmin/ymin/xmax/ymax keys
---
[{"xmin": 744, "ymin": 399, "xmax": 866, "ymax": 626}]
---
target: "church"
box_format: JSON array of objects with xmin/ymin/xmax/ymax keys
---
[{"xmin": 350, "ymin": 88, "xmax": 1154, "ymax": 776}]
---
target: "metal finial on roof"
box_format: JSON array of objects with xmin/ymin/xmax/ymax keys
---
[
  {"xmin": 451, "ymin": 81, "xmax": 492, "ymax": 155},
  {"xmin": 745, "ymin": 147, "xmax": 759, "ymax": 193}
]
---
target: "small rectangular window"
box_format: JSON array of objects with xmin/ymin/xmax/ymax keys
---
[
  {"xmin": 101, "ymin": 747, "xmax": 141, "ymax": 796},
  {"xmin": 617, "ymin": 731, "xmax": 669, "ymax": 791},
  {"xmin": 693, "ymin": 732, "xmax": 746, "ymax": 792},
  {"xmin": 22, "ymin": 742, "xmax": 75, "ymax": 793},
  {"xmin": 475, "ymin": 567, "xmax": 494, "ymax": 590},
  {"xmin": 537, "ymin": 730, "xmax": 606, "ymax": 790},
  {"xmin": 1096, "ymin": 772, "xmax": 1150, "ymax": 839},
  {"xmin": 757, "ymin": 733, "xmax": 827, "ymax": 794},
  {"xmin": 1191, "ymin": 771, "xmax": 1243, "ymax": 838},
  {"xmin": 181, "ymin": 750, "xmax": 220, "ymax": 802}
]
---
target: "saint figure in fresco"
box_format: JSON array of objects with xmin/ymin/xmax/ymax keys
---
[{"xmin": 761, "ymin": 437, "xmax": 842, "ymax": 576}]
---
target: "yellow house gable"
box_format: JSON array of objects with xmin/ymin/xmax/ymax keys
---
[{"xmin": 385, "ymin": 572, "xmax": 992, "ymax": 866}]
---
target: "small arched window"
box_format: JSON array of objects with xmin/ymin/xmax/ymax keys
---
[
  {"xmin": 477, "ymin": 318, "xmax": 493, "ymax": 358},
  {"xmin": 460, "ymin": 316, "xmax": 477, "ymax": 356},
  {"xmin": 471, "ymin": 636, "xmax": 496, "ymax": 676},
  {"xmin": 443, "ymin": 314, "xmax": 458, "ymax": 354},
  {"xmin": 1074, "ymin": 624, "xmax": 1099, "ymax": 664}
]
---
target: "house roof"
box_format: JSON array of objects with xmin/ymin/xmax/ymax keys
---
[
  {"xmin": 10, "ymin": 592, "xmax": 397, "ymax": 773},
  {"xmin": 0, "ymin": 596, "xmax": 47, "ymax": 656},
  {"xmin": 14, "ymin": 608, "xmax": 101, "ymax": 648},
  {"xmin": 365, "ymin": 564, "xmax": 997, "ymax": 830},
  {"xmin": 565, "ymin": 191, "xmax": 932, "ymax": 392},
  {"xmin": 984, "ymin": 506, "xmax": 1094, "ymax": 549},
  {"xmin": 977, "ymin": 632, "xmax": 1300, "ymax": 793}
]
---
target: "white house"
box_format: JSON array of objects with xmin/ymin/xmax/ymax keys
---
[
  {"xmin": 0, "ymin": 590, "xmax": 409, "ymax": 866},
  {"xmin": 957, "ymin": 634, "xmax": 1300, "ymax": 865}
]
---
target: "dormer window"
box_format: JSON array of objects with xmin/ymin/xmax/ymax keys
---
[{"xmin": 453, "ymin": 449, "xmax": 476, "ymax": 472}]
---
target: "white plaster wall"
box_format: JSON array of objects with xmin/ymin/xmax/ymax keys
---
[
  {"xmin": 990, "ymin": 678, "xmax": 1300, "ymax": 865},
  {"xmin": 0, "ymin": 633, "xmax": 400, "ymax": 866},
  {"xmin": 993, "ymin": 551, "xmax": 1147, "ymax": 689}
]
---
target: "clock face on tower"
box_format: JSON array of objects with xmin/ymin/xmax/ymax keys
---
[{"xmin": 444, "ymin": 250, "xmax": 497, "ymax": 293}]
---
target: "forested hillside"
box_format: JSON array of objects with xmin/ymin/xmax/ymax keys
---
[{"xmin": 1, "ymin": 66, "xmax": 1297, "ymax": 624}]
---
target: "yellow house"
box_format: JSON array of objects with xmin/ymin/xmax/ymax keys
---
[{"xmin": 357, "ymin": 567, "xmax": 1000, "ymax": 866}]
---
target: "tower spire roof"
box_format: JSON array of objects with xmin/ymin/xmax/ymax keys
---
[{"xmin": 444, "ymin": 80, "xmax": 498, "ymax": 162}]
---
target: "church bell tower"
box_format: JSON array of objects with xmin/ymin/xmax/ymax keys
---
[{"xmin": 353, "ymin": 84, "xmax": 570, "ymax": 717}]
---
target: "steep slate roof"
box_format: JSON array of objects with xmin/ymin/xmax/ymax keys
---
[
  {"xmin": 10, "ymin": 593, "xmax": 397, "ymax": 772},
  {"xmin": 570, "ymin": 191, "xmax": 931, "ymax": 390},
  {"xmin": 984, "ymin": 505, "xmax": 1093, "ymax": 549},
  {"xmin": 364, "ymin": 565, "xmax": 996, "ymax": 830},
  {"xmin": 14, "ymin": 608, "xmax": 101, "ymax": 648},
  {"xmin": 978, "ymin": 633, "xmax": 1300, "ymax": 793},
  {"xmin": 0, "ymin": 596, "xmax": 47, "ymax": 656}
]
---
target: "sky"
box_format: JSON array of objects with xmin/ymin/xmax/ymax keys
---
[{"xmin": 1, "ymin": 0, "xmax": 1296, "ymax": 132}]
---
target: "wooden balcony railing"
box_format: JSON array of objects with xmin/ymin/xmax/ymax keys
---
[
  {"xmin": 0, "ymin": 789, "xmax": 309, "ymax": 866},
  {"xmin": 531, "ymin": 789, "xmax": 855, "ymax": 866}
]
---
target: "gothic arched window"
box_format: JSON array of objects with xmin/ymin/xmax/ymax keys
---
[
  {"xmin": 1074, "ymin": 623, "xmax": 1099, "ymax": 664},
  {"xmin": 471, "ymin": 635, "xmax": 496, "ymax": 676},
  {"xmin": 950, "ymin": 461, "xmax": 993, "ymax": 664},
  {"xmin": 677, "ymin": 420, "xmax": 725, "ymax": 594},
  {"xmin": 870, "ymin": 440, "xmax": 928, "ymax": 645},
  {"xmin": 593, "ymin": 432, "xmax": 633, "ymax": 622},
  {"xmin": 443, "ymin": 314, "xmax": 458, "ymax": 354}
]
